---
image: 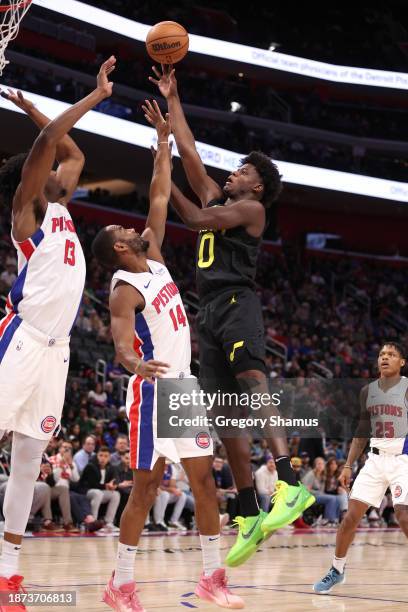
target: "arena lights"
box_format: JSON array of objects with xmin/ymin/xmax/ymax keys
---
[
  {"xmin": 1, "ymin": 89, "xmax": 408, "ymax": 203},
  {"xmin": 32, "ymin": 0, "xmax": 408, "ymax": 90}
]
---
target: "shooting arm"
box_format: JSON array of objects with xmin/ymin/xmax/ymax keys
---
[
  {"xmin": 167, "ymin": 94, "xmax": 222, "ymax": 206},
  {"xmin": 144, "ymin": 141, "xmax": 171, "ymax": 250},
  {"xmin": 109, "ymin": 282, "xmax": 145, "ymax": 374},
  {"xmin": 170, "ymin": 182, "xmax": 263, "ymax": 231}
]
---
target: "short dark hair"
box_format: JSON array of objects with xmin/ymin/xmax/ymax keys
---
[
  {"xmin": 240, "ymin": 151, "xmax": 282, "ymax": 209},
  {"xmin": 0, "ymin": 152, "xmax": 29, "ymax": 208},
  {"xmin": 98, "ymin": 445, "xmax": 111, "ymax": 454},
  {"xmin": 380, "ymin": 341, "xmax": 406, "ymax": 359},
  {"xmin": 91, "ymin": 227, "xmax": 118, "ymax": 268}
]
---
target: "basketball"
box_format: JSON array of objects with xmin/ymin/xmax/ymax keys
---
[{"xmin": 146, "ymin": 21, "xmax": 189, "ymax": 64}]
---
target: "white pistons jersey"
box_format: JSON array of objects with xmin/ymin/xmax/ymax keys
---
[
  {"xmin": 6, "ymin": 202, "xmax": 86, "ymax": 338},
  {"xmin": 111, "ymin": 259, "xmax": 191, "ymax": 374},
  {"xmin": 367, "ymin": 376, "xmax": 408, "ymax": 454}
]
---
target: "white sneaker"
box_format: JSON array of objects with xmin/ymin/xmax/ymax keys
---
[
  {"xmin": 219, "ymin": 513, "xmax": 230, "ymax": 529},
  {"xmin": 104, "ymin": 523, "xmax": 120, "ymax": 533},
  {"xmin": 168, "ymin": 521, "xmax": 187, "ymax": 531}
]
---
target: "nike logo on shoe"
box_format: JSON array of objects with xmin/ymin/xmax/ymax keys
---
[
  {"xmin": 242, "ymin": 516, "xmax": 261, "ymax": 540},
  {"xmin": 285, "ymin": 491, "xmax": 301, "ymax": 508}
]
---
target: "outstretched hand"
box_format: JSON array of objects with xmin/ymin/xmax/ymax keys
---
[
  {"xmin": 0, "ymin": 88, "xmax": 34, "ymax": 113},
  {"xmin": 96, "ymin": 55, "xmax": 116, "ymax": 97},
  {"xmin": 148, "ymin": 64, "xmax": 177, "ymax": 99},
  {"xmin": 142, "ymin": 98, "xmax": 171, "ymax": 138}
]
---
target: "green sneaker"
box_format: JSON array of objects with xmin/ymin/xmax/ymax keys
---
[
  {"xmin": 225, "ymin": 510, "xmax": 268, "ymax": 567},
  {"xmin": 261, "ymin": 481, "xmax": 315, "ymax": 534}
]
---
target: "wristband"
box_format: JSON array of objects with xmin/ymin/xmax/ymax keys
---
[
  {"xmin": 343, "ymin": 465, "xmax": 352, "ymax": 469},
  {"xmin": 158, "ymin": 141, "xmax": 168, "ymax": 145}
]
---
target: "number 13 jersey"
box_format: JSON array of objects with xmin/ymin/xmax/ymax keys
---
[
  {"xmin": 111, "ymin": 259, "xmax": 191, "ymax": 373},
  {"xmin": 6, "ymin": 202, "xmax": 86, "ymax": 338}
]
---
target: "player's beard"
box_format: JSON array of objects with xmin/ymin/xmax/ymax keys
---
[{"xmin": 129, "ymin": 235, "xmax": 149, "ymax": 254}]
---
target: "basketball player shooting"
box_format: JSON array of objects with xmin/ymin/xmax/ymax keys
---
[
  {"xmin": 149, "ymin": 64, "xmax": 315, "ymax": 566},
  {"xmin": 314, "ymin": 341, "xmax": 408, "ymax": 593},
  {"xmin": 92, "ymin": 100, "xmax": 244, "ymax": 611},
  {"xmin": 0, "ymin": 56, "xmax": 116, "ymax": 607}
]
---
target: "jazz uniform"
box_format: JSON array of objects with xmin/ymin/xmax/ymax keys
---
[
  {"xmin": 0, "ymin": 202, "xmax": 86, "ymax": 439},
  {"xmin": 350, "ymin": 376, "xmax": 408, "ymax": 507},
  {"xmin": 111, "ymin": 258, "xmax": 213, "ymax": 470}
]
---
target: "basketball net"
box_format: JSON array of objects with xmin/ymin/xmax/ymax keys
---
[{"xmin": 0, "ymin": 0, "xmax": 32, "ymax": 76}]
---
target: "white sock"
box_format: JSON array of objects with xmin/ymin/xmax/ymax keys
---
[
  {"xmin": 113, "ymin": 542, "xmax": 137, "ymax": 588},
  {"xmin": 200, "ymin": 534, "xmax": 222, "ymax": 576},
  {"xmin": 0, "ymin": 540, "xmax": 22, "ymax": 578},
  {"xmin": 333, "ymin": 556, "xmax": 346, "ymax": 573}
]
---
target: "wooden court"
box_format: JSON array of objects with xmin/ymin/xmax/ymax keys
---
[{"xmin": 17, "ymin": 528, "xmax": 408, "ymax": 611}]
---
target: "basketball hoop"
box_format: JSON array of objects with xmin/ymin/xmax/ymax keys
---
[{"xmin": 0, "ymin": 0, "xmax": 32, "ymax": 76}]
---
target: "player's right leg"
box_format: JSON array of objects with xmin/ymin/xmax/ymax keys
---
[
  {"xmin": 313, "ymin": 499, "xmax": 367, "ymax": 593},
  {"xmin": 0, "ymin": 433, "xmax": 49, "ymax": 611},
  {"xmin": 103, "ymin": 458, "xmax": 165, "ymax": 612}
]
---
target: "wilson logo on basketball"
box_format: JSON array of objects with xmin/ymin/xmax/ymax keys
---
[
  {"xmin": 196, "ymin": 432, "xmax": 211, "ymax": 449},
  {"xmin": 152, "ymin": 41, "xmax": 181, "ymax": 51},
  {"xmin": 394, "ymin": 485, "xmax": 403, "ymax": 498},
  {"xmin": 41, "ymin": 415, "xmax": 57, "ymax": 433}
]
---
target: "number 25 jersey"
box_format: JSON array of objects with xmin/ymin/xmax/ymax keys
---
[
  {"xmin": 111, "ymin": 259, "xmax": 191, "ymax": 373},
  {"xmin": 6, "ymin": 202, "xmax": 86, "ymax": 338}
]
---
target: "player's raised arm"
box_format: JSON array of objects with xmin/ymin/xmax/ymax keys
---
[
  {"xmin": 110, "ymin": 281, "xmax": 169, "ymax": 384},
  {"xmin": 170, "ymin": 181, "xmax": 264, "ymax": 235},
  {"xmin": 149, "ymin": 64, "xmax": 222, "ymax": 207},
  {"xmin": 141, "ymin": 98, "xmax": 172, "ymax": 252},
  {"xmin": 1, "ymin": 88, "xmax": 85, "ymax": 205},
  {"xmin": 12, "ymin": 56, "xmax": 116, "ymax": 241}
]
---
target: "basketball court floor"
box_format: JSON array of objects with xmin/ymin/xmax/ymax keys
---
[{"xmin": 17, "ymin": 527, "xmax": 408, "ymax": 611}]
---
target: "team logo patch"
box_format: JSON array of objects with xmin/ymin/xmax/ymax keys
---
[
  {"xmin": 394, "ymin": 484, "xmax": 403, "ymax": 498},
  {"xmin": 41, "ymin": 415, "xmax": 57, "ymax": 434},
  {"xmin": 196, "ymin": 432, "xmax": 211, "ymax": 449}
]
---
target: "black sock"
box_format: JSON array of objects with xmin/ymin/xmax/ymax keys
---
[
  {"xmin": 275, "ymin": 456, "xmax": 297, "ymax": 486},
  {"xmin": 238, "ymin": 487, "xmax": 260, "ymax": 517}
]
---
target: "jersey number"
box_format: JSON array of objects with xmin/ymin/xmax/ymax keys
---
[
  {"xmin": 197, "ymin": 232, "xmax": 215, "ymax": 268},
  {"xmin": 64, "ymin": 239, "xmax": 76, "ymax": 266},
  {"xmin": 169, "ymin": 305, "xmax": 187, "ymax": 331},
  {"xmin": 375, "ymin": 421, "xmax": 395, "ymax": 438}
]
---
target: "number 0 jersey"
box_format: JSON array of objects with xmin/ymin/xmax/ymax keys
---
[
  {"xmin": 111, "ymin": 259, "xmax": 191, "ymax": 373},
  {"xmin": 6, "ymin": 202, "xmax": 86, "ymax": 338},
  {"xmin": 368, "ymin": 376, "xmax": 408, "ymax": 454},
  {"xmin": 195, "ymin": 199, "xmax": 261, "ymax": 302}
]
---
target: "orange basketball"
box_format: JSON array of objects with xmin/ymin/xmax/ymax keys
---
[{"xmin": 146, "ymin": 21, "xmax": 189, "ymax": 64}]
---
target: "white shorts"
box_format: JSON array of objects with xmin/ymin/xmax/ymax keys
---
[
  {"xmin": 0, "ymin": 313, "xmax": 70, "ymax": 440},
  {"xmin": 350, "ymin": 451, "xmax": 408, "ymax": 508},
  {"xmin": 126, "ymin": 371, "xmax": 213, "ymax": 470}
]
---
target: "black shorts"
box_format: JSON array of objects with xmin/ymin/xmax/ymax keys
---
[{"xmin": 197, "ymin": 287, "xmax": 266, "ymax": 390}]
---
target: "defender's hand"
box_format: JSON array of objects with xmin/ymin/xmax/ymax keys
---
[
  {"xmin": 135, "ymin": 359, "xmax": 169, "ymax": 383},
  {"xmin": 97, "ymin": 55, "xmax": 116, "ymax": 97},
  {"xmin": 142, "ymin": 98, "xmax": 171, "ymax": 139},
  {"xmin": 0, "ymin": 88, "xmax": 35, "ymax": 112},
  {"xmin": 148, "ymin": 64, "xmax": 177, "ymax": 99}
]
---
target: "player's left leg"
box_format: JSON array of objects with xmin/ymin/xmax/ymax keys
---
[
  {"xmin": 0, "ymin": 432, "xmax": 49, "ymax": 610},
  {"xmin": 394, "ymin": 505, "xmax": 408, "ymax": 536},
  {"xmin": 181, "ymin": 456, "xmax": 244, "ymax": 609}
]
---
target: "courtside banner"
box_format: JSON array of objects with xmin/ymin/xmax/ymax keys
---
[
  {"xmin": 156, "ymin": 378, "xmax": 406, "ymax": 441},
  {"xmin": 1, "ymin": 89, "xmax": 408, "ymax": 203},
  {"xmin": 33, "ymin": 0, "xmax": 408, "ymax": 90}
]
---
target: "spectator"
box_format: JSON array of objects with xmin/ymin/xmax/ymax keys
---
[
  {"xmin": 212, "ymin": 457, "xmax": 238, "ymax": 520},
  {"xmin": 75, "ymin": 407, "xmax": 95, "ymax": 437},
  {"xmin": 302, "ymin": 457, "xmax": 341, "ymax": 526},
  {"xmin": 106, "ymin": 356, "xmax": 124, "ymax": 381},
  {"xmin": 290, "ymin": 456, "xmax": 303, "ymax": 481},
  {"xmin": 93, "ymin": 420, "xmax": 106, "ymax": 450},
  {"xmin": 153, "ymin": 463, "xmax": 187, "ymax": 531},
  {"xmin": 103, "ymin": 422, "xmax": 119, "ymax": 450},
  {"xmin": 110, "ymin": 435, "xmax": 129, "ymax": 467},
  {"xmin": 114, "ymin": 450, "xmax": 133, "ymax": 524},
  {"xmin": 324, "ymin": 457, "xmax": 348, "ymax": 517},
  {"xmin": 88, "ymin": 381, "xmax": 108, "ymax": 418},
  {"xmin": 78, "ymin": 446, "xmax": 120, "ymax": 532},
  {"xmin": 112, "ymin": 406, "xmax": 129, "ymax": 436},
  {"xmin": 299, "ymin": 452, "xmax": 312, "ymax": 479},
  {"xmin": 36, "ymin": 459, "xmax": 78, "ymax": 531},
  {"xmin": 74, "ymin": 436, "xmax": 96, "ymax": 475},
  {"xmin": 0, "ymin": 260, "xmax": 16, "ymax": 288},
  {"xmin": 255, "ymin": 457, "xmax": 278, "ymax": 511}
]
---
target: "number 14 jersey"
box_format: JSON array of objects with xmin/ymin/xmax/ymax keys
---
[
  {"xmin": 7, "ymin": 202, "xmax": 86, "ymax": 338},
  {"xmin": 111, "ymin": 259, "xmax": 191, "ymax": 373}
]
